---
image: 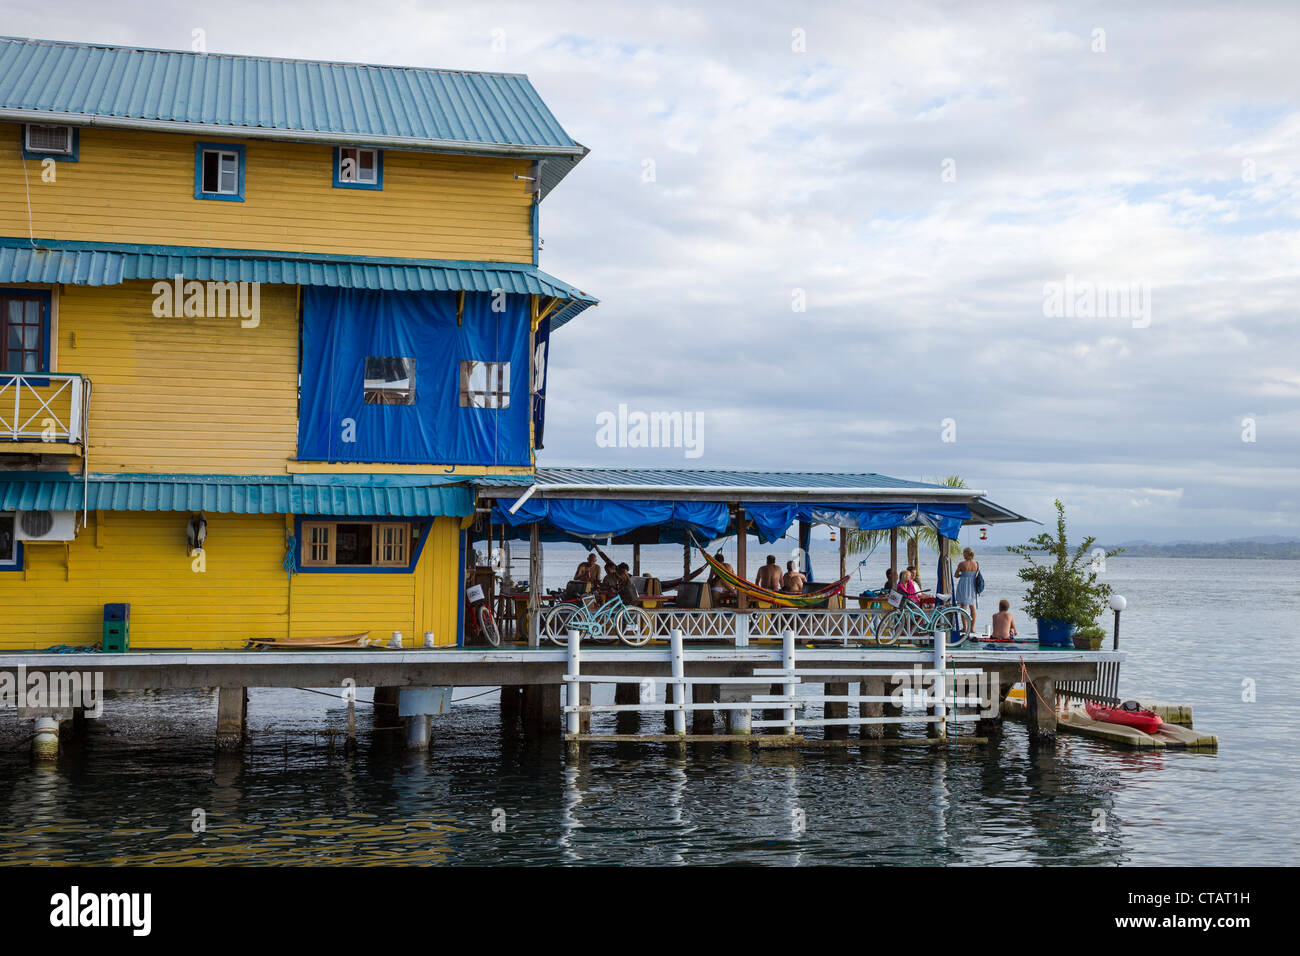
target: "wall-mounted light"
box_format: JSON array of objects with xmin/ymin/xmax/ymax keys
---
[{"xmin": 186, "ymin": 514, "xmax": 208, "ymax": 552}]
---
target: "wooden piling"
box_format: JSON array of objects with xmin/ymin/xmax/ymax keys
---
[
  {"xmin": 1025, "ymin": 676, "xmax": 1057, "ymax": 742},
  {"xmin": 860, "ymin": 677, "xmax": 884, "ymax": 740},
  {"xmin": 216, "ymin": 686, "xmax": 247, "ymax": 751},
  {"xmin": 692, "ymin": 683, "xmax": 718, "ymax": 735},
  {"xmin": 825, "ymin": 682, "xmax": 849, "ymax": 740}
]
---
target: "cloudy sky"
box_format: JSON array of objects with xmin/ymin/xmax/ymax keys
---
[{"xmin": 7, "ymin": 1, "xmax": 1298, "ymax": 542}]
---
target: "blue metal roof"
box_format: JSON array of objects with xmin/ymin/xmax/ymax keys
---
[
  {"xmin": 0, "ymin": 239, "xmax": 597, "ymax": 326},
  {"xmin": 0, "ymin": 37, "xmax": 582, "ymax": 151},
  {"xmin": 0, "ymin": 475, "xmax": 474, "ymax": 517},
  {"xmin": 531, "ymin": 468, "xmax": 962, "ymax": 491}
]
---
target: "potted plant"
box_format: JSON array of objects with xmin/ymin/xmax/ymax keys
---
[
  {"xmin": 1072, "ymin": 623, "xmax": 1106, "ymax": 650},
  {"xmin": 1006, "ymin": 500, "xmax": 1122, "ymax": 647}
]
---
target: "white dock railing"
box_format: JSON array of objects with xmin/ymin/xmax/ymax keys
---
[
  {"xmin": 0, "ymin": 373, "xmax": 88, "ymax": 444},
  {"xmin": 563, "ymin": 628, "xmax": 992, "ymax": 738}
]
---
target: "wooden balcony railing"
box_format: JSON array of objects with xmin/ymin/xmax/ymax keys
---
[{"xmin": 0, "ymin": 373, "xmax": 89, "ymax": 448}]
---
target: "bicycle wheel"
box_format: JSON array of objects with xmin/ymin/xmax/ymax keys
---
[
  {"xmin": 615, "ymin": 606, "xmax": 653, "ymax": 647},
  {"xmin": 876, "ymin": 609, "xmax": 907, "ymax": 644},
  {"xmin": 932, "ymin": 606, "xmax": 972, "ymax": 642},
  {"xmin": 543, "ymin": 603, "xmax": 582, "ymax": 647},
  {"xmin": 477, "ymin": 605, "xmax": 501, "ymax": 647}
]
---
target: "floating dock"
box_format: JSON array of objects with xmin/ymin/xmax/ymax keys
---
[{"xmin": 1002, "ymin": 694, "xmax": 1217, "ymax": 750}]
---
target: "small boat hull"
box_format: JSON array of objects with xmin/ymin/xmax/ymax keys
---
[{"xmin": 1085, "ymin": 701, "xmax": 1163, "ymax": 735}]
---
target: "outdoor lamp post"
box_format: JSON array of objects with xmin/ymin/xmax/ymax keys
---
[{"xmin": 1109, "ymin": 594, "xmax": 1127, "ymax": 650}]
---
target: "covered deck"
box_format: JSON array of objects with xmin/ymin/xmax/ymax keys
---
[{"xmin": 473, "ymin": 467, "xmax": 1034, "ymax": 649}]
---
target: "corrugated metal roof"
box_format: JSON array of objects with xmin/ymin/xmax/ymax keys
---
[
  {"xmin": 532, "ymin": 468, "xmax": 960, "ymax": 491},
  {"xmin": 0, "ymin": 37, "xmax": 587, "ymax": 197},
  {"xmin": 0, "ymin": 475, "xmax": 474, "ymax": 517},
  {"xmin": 474, "ymin": 468, "xmax": 1034, "ymax": 524},
  {"xmin": 0, "ymin": 240, "xmax": 597, "ymax": 324}
]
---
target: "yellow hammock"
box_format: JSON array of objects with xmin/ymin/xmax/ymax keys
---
[{"xmin": 690, "ymin": 535, "xmax": 851, "ymax": 608}]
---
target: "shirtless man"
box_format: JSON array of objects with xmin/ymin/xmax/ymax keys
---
[
  {"xmin": 782, "ymin": 560, "xmax": 807, "ymax": 594},
  {"xmin": 573, "ymin": 553, "xmax": 600, "ymax": 584},
  {"xmin": 708, "ymin": 551, "xmax": 737, "ymax": 603},
  {"xmin": 991, "ymin": 599, "xmax": 1017, "ymax": 640},
  {"xmin": 755, "ymin": 554, "xmax": 783, "ymax": 591}
]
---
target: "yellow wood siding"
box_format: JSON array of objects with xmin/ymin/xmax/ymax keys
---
[
  {"xmin": 57, "ymin": 280, "xmax": 299, "ymax": 474},
  {"xmin": 0, "ymin": 513, "xmax": 462, "ymax": 649},
  {"xmin": 0, "ymin": 123, "xmax": 534, "ymax": 262}
]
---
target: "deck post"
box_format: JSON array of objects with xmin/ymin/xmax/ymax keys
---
[
  {"xmin": 735, "ymin": 506, "xmax": 748, "ymax": 611},
  {"xmin": 633, "ymin": 543, "xmax": 641, "ymax": 576},
  {"xmin": 500, "ymin": 684, "xmax": 523, "ymax": 727},
  {"xmin": 721, "ymin": 684, "xmax": 752, "ymax": 735},
  {"xmin": 860, "ymin": 677, "xmax": 884, "ymax": 739},
  {"xmin": 782, "ymin": 630, "xmax": 797, "ymax": 736},
  {"xmin": 839, "ymin": 533, "xmax": 847, "ymax": 581},
  {"xmin": 32, "ymin": 717, "xmax": 60, "ymax": 760},
  {"xmin": 890, "ymin": 527, "xmax": 898, "ymax": 582},
  {"xmin": 825, "ymin": 682, "xmax": 849, "ymax": 739},
  {"xmin": 692, "ymin": 683, "xmax": 718, "ymax": 734},
  {"xmin": 1026, "ymin": 675, "xmax": 1058, "ymax": 742},
  {"xmin": 528, "ymin": 522, "xmax": 542, "ymax": 648},
  {"xmin": 670, "ymin": 629, "xmax": 687, "ymax": 735},
  {"xmin": 373, "ymin": 686, "xmax": 401, "ymax": 732},
  {"xmin": 216, "ymin": 686, "xmax": 247, "ymax": 751},
  {"xmin": 566, "ymin": 629, "xmax": 582, "ymax": 736},
  {"xmin": 932, "ymin": 628, "xmax": 947, "ymax": 737}
]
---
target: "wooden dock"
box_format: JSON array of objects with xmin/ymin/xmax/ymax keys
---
[{"xmin": 1002, "ymin": 696, "xmax": 1217, "ymax": 750}]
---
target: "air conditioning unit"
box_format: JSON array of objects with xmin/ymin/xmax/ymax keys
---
[
  {"xmin": 24, "ymin": 124, "xmax": 74, "ymax": 155},
  {"xmin": 14, "ymin": 510, "xmax": 78, "ymax": 542}
]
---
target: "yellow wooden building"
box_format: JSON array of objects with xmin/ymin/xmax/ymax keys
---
[{"xmin": 0, "ymin": 37, "xmax": 595, "ymax": 650}]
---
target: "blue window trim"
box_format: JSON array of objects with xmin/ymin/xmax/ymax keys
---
[
  {"xmin": 293, "ymin": 516, "xmax": 429, "ymax": 573},
  {"xmin": 21, "ymin": 124, "xmax": 79, "ymax": 162},
  {"xmin": 0, "ymin": 514, "xmax": 21, "ymax": 572},
  {"xmin": 0, "ymin": 287, "xmax": 52, "ymax": 375},
  {"xmin": 194, "ymin": 142, "xmax": 246, "ymax": 202},
  {"xmin": 333, "ymin": 147, "xmax": 384, "ymax": 190}
]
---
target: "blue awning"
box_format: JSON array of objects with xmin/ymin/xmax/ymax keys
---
[
  {"xmin": 742, "ymin": 502, "xmax": 970, "ymax": 543},
  {"xmin": 0, "ymin": 240, "xmax": 598, "ymax": 329},
  {"xmin": 0, "ymin": 475, "xmax": 474, "ymax": 517}
]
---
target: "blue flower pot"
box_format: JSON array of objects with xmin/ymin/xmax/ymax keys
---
[{"xmin": 1036, "ymin": 617, "xmax": 1075, "ymax": 647}]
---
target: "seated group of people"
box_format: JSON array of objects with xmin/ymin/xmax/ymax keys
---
[
  {"xmin": 705, "ymin": 553, "xmax": 807, "ymax": 605},
  {"xmin": 572, "ymin": 553, "xmax": 637, "ymax": 604}
]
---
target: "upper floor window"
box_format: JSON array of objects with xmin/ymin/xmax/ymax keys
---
[
  {"xmin": 22, "ymin": 124, "xmax": 78, "ymax": 162},
  {"xmin": 364, "ymin": 356, "xmax": 416, "ymax": 405},
  {"xmin": 194, "ymin": 142, "xmax": 245, "ymax": 201},
  {"xmin": 0, "ymin": 515, "xmax": 20, "ymax": 571},
  {"xmin": 459, "ymin": 361, "xmax": 510, "ymax": 409},
  {"xmin": 1, "ymin": 291, "xmax": 49, "ymax": 374},
  {"xmin": 334, "ymin": 147, "xmax": 383, "ymax": 190}
]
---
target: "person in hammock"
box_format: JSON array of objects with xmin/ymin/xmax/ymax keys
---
[{"xmin": 708, "ymin": 551, "xmax": 737, "ymax": 604}]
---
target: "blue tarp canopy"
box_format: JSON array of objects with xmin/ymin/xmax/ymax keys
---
[
  {"xmin": 742, "ymin": 502, "xmax": 970, "ymax": 543},
  {"xmin": 491, "ymin": 498, "xmax": 731, "ymax": 542},
  {"xmin": 487, "ymin": 497, "xmax": 969, "ymax": 544}
]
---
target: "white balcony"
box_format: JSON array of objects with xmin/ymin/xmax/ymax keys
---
[{"xmin": 0, "ymin": 373, "xmax": 89, "ymax": 453}]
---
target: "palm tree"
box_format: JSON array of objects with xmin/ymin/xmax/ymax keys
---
[{"xmin": 845, "ymin": 475, "xmax": 967, "ymax": 581}]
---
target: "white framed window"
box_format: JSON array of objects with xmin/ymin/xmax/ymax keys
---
[
  {"xmin": 459, "ymin": 360, "xmax": 510, "ymax": 409},
  {"xmin": 202, "ymin": 150, "xmax": 239, "ymax": 194},
  {"xmin": 364, "ymin": 356, "xmax": 416, "ymax": 405},
  {"xmin": 336, "ymin": 147, "xmax": 382, "ymax": 189},
  {"xmin": 24, "ymin": 124, "xmax": 74, "ymax": 155}
]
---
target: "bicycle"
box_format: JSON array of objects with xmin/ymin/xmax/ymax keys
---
[
  {"xmin": 465, "ymin": 583, "xmax": 501, "ymax": 647},
  {"xmin": 543, "ymin": 591, "xmax": 653, "ymax": 647},
  {"xmin": 875, "ymin": 590, "xmax": 972, "ymax": 645}
]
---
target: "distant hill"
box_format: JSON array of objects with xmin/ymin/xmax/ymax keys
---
[{"xmin": 1097, "ymin": 539, "xmax": 1300, "ymax": 559}]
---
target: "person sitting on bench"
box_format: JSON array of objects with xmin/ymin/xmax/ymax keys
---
[
  {"xmin": 755, "ymin": 554, "xmax": 783, "ymax": 591},
  {"xmin": 573, "ymin": 553, "xmax": 600, "ymax": 585},
  {"xmin": 782, "ymin": 560, "xmax": 807, "ymax": 594}
]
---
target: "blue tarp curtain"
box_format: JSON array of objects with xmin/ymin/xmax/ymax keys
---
[
  {"xmin": 299, "ymin": 288, "xmax": 531, "ymax": 465},
  {"xmin": 491, "ymin": 498, "xmax": 731, "ymax": 541}
]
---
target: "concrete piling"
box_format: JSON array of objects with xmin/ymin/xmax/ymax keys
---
[
  {"xmin": 1025, "ymin": 676, "xmax": 1057, "ymax": 743},
  {"xmin": 215, "ymin": 687, "xmax": 247, "ymax": 751},
  {"xmin": 32, "ymin": 717, "xmax": 60, "ymax": 760}
]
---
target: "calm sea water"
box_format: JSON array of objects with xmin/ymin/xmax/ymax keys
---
[{"xmin": 1, "ymin": 554, "xmax": 1296, "ymax": 866}]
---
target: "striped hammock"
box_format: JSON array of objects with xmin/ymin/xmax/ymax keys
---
[{"xmin": 691, "ymin": 537, "xmax": 851, "ymax": 608}]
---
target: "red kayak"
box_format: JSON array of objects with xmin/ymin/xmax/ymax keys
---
[{"xmin": 1086, "ymin": 700, "xmax": 1164, "ymax": 735}]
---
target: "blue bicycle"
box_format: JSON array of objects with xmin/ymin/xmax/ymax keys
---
[{"xmin": 543, "ymin": 592, "xmax": 653, "ymax": 647}]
